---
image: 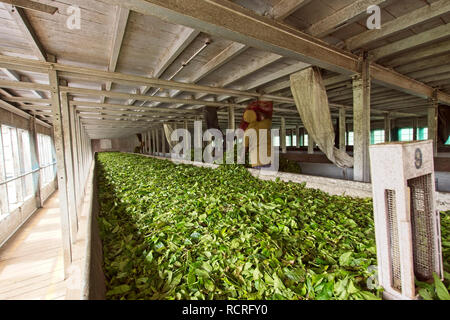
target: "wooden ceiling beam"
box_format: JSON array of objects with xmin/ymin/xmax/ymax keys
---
[
  {"xmin": 0, "ymin": 0, "xmax": 58, "ymax": 14},
  {"xmin": 271, "ymin": 0, "xmax": 312, "ymax": 20},
  {"xmin": 370, "ymin": 24, "xmax": 450, "ymax": 61},
  {"xmin": 384, "ymin": 39, "xmax": 450, "ymax": 68},
  {"xmin": 346, "ymin": 0, "xmax": 450, "ymax": 51},
  {"xmin": 129, "ymin": 28, "xmax": 200, "ymax": 105},
  {"xmin": 5, "ymin": 4, "xmax": 53, "ymax": 62},
  {"xmin": 306, "ymin": 0, "xmax": 388, "ymax": 39},
  {"xmin": 102, "ymin": 6, "xmax": 130, "ymax": 103},
  {"xmin": 109, "ymin": 0, "xmax": 450, "ymax": 105}
]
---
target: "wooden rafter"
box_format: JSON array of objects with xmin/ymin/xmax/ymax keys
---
[
  {"xmin": 6, "ymin": 4, "xmax": 52, "ymax": 62},
  {"xmin": 107, "ymin": 0, "xmax": 450, "ymax": 105},
  {"xmin": 346, "ymin": 0, "xmax": 450, "ymax": 51}
]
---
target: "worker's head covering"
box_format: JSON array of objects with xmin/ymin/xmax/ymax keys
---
[{"xmin": 239, "ymin": 100, "xmax": 273, "ymax": 131}]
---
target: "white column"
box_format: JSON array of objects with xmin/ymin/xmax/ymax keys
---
[
  {"xmin": 147, "ymin": 130, "xmax": 153, "ymax": 154},
  {"xmin": 428, "ymin": 100, "xmax": 438, "ymax": 155},
  {"xmin": 161, "ymin": 126, "xmax": 166, "ymax": 156},
  {"xmin": 339, "ymin": 107, "xmax": 346, "ymax": 151},
  {"xmin": 281, "ymin": 117, "xmax": 286, "ymax": 154},
  {"xmin": 353, "ymin": 55, "xmax": 371, "ymax": 182},
  {"xmin": 296, "ymin": 124, "xmax": 300, "ymax": 148},
  {"xmin": 49, "ymin": 70, "xmax": 72, "ymax": 278},
  {"xmin": 61, "ymin": 92, "xmax": 78, "ymax": 242},
  {"xmin": 152, "ymin": 129, "xmax": 156, "ymax": 155},
  {"xmin": 156, "ymin": 128, "xmax": 160, "ymax": 155},
  {"xmin": 308, "ymin": 132, "xmax": 314, "ymax": 154}
]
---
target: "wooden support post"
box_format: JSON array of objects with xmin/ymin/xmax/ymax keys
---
[
  {"xmin": 29, "ymin": 116, "xmax": 42, "ymax": 208},
  {"xmin": 412, "ymin": 118, "xmax": 418, "ymax": 141},
  {"xmin": 353, "ymin": 54, "xmax": 371, "ymax": 182},
  {"xmin": 384, "ymin": 114, "xmax": 391, "ymax": 143},
  {"xmin": 75, "ymin": 113, "xmax": 83, "ymax": 193},
  {"xmin": 428, "ymin": 95, "xmax": 438, "ymax": 155},
  {"xmin": 161, "ymin": 126, "xmax": 166, "ymax": 156},
  {"xmin": 152, "ymin": 130, "xmax": 157, "ymax": 155},
  {"xmin": 69, "ymin": 106, "xmax": 79, "ymax": 205},
  {"xmin": 61, "ymin": 92, "xmax": 78, "ymax": 241},
  {"xmin": 149, "ymin": 130, "xmax": 152, "ymax": 154},
  {"xmin": 281, "ymin": 117, "xmax": 286, "ymax": 154},
  {"xmin": 308, "ymin": 132, "xmax": 314, "ymax": 154},
  {"xmin": 228, "ymin": 106, "xmax": 235, "ymax": 130},
  {"xmin": 156, "ymin": 128, "xmax": 160, "ymax": 155},
  {"xmin": 49, "ymin": 70, "xmax": 72, "ymax": 278},
  {"xmin": 339, "ymin": 107, "xmax": 346, "ymax": 151}
]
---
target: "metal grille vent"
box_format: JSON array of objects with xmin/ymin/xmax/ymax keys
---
[
  {"xmin": 408, "ymin": 174, "xmax": 435, "ymax": 282},
  {"xmin": 386, "ymin": 189, "xmax": 402, "ymax": 292}
]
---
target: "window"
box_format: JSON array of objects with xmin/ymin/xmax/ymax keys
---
[
  {"xmin": 272, "ymin": 136, "xmax": 280, "ymax": 147},
  {"xmin": 371, "ymin": 130, "xmax": 385, "ymax": 145},
  {"xmin": 37, "ymin": 134, "xmax": 56, "ymax": 185},
  {"xmin": 304, "ymin": 134, "xmax": 309, "ymax": 147},
  {"xmin": 399, "ymin": 128, "xmax": 413, "ymax": 142},
  {"xmin": 292, "ymin": 135, "xmax": 297, "ymax": 147},
  {"xmin": 417, "ymin": 128, "xmax": 428, "ymax": 141},
  {"xmin": 286, "ymin": 136, "xmax": 291, "ymax": 147},
  {"xmin": 446, "ymin": 136, "xmax": 450, "ymax": 145},
  {"xmin": 346, "ymin": 132, "xmax": 354, "ymax": 146},
  {"xmin": 0, "ymin": 125, "xmax": 34, "ymax": 215}
]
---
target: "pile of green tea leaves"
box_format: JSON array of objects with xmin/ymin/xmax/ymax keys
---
[
  {"xmin": 96, "ymin": 152, "xmax": 448, "ymax": 300},
  {"xmin": 416, "ymin": 210, "xmax": 450, "ymax": 300}
]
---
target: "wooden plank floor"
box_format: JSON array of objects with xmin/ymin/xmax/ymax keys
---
[{"xmin": 0, "ymin": 191, "xmax": 67, "ymax": 300}]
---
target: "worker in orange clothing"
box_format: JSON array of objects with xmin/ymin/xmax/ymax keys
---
[{"xmin": 240, "ymin": 101, "xmax": 273, "ymax": 169}]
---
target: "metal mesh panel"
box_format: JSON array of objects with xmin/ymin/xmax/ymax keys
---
[
  {"xmin": 408, "ymin": 174, "xmax": 435, "ymax": 282},
  {"xmin": 386, "ymin": 189, "xmax": 402, "ymax": 292}
]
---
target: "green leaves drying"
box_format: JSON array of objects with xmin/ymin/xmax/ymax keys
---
[{"xmin": 96, "ymin": 153, "xmax": 449, "ymax": 300}]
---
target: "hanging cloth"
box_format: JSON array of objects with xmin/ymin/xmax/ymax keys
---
[
  {"xmin": 290, "ymin": 67, "xmax": 354, "ymax": 168},
  {"xmin": 163, "ymin": 123, "xmax": 177, "ymax": 150}
]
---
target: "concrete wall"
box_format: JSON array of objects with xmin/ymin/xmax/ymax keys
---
[
  {"xmin": 91, "ymin": 136, "xmax": 140, "ymax": 154},
  {"xmin": 298, "ymin": 162, "xmax": 450, "ymax": 193}
]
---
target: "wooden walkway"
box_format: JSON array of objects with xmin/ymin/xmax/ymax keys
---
[{"xmin": 0, "ymin": 192, "xmax": 67, "ymax": 300}]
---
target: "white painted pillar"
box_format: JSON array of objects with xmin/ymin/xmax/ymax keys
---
[
  {"xmin": 161, "ymin": 126, "xmax": 166, "ymax": 156},
  {"xmin": 339, "ymin": 107, "xmax": 346, "ymax": 151},
  {"xmin": 308, "ymin": 132, "xmax": 314, "ymax": 154},
  {"xmin": 156, "ymin": 128, "xmax": 160, "ymax": 155},
  {"xmin": 29, "ymin": 117, "xmax": 42, "ymax": 208},
  {"xmin": 352, "ymin": 55, "xmax": 371, "ymax": 182},
  {"xmin": 49, "ymin": 70, "xmax": 72, "ymax": 278},
  {"xmin": 69, "ymin": 106, "xmax": 80, "ymax": 206},
  {"xmin": 61, "ymin": 92, "xmax": 78, "ymax": 241},
  {"xmin": 296, "ymin": 124, "xmax": 300, "ymax": 148},
  {"xmin": 280, "ymin": 117, "xmax": 286, "ymax": 154},
  {"xmin": 147, "ymin": 130, "xmax": 153, "ymax": 154},
  {"xmin": 152, "ymin": 129, "xmax": 156, "ymax": 155},
  {"xmin": 194, "ymin": 117, "xmax": 203, "ymax": 161}
]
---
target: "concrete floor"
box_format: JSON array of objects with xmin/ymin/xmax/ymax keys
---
[{"xmin": 0, "ymin": 192, "xmax": 67, "ymax": 300}]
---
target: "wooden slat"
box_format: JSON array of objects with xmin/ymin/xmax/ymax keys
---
[
  {"xmin": 346, "ymin": 0, "xmax": 450, "ymax": 51},
  {"xmin": 306, "ymin": 0, "xmax": 388, "ymax": 38},
  {"xmin": 0, "ymin": 0, "xmax": 58, "ymax": 14},
  {"xmin": 272, "ymin": 0, "xmax": 312, "ymax": 20},
  {"xmin": 5, "ymin": 4, "xmax": 50, "ymax": 61}
]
